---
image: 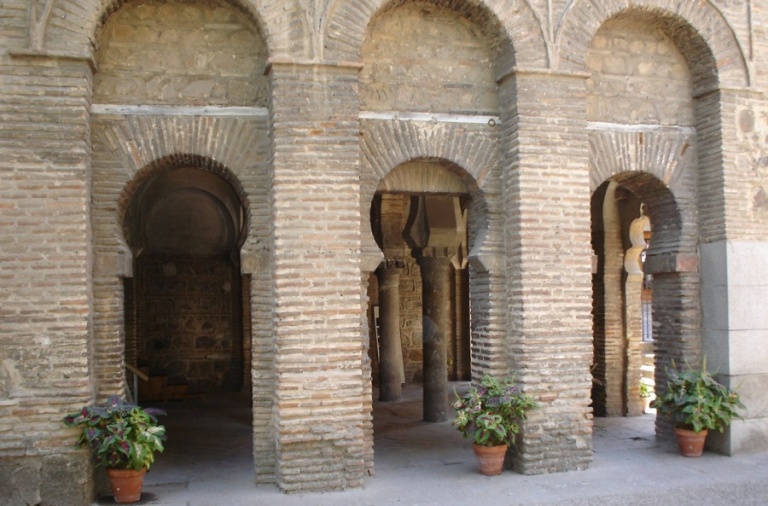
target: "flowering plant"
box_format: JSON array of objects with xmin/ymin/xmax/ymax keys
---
[
  {"xmin": 452, "ymin": 375, "xmax": 538, "ymax": 447},
  {"xmin": 62, "ymin": 396, "xmax": 166, "ymax": 470}
]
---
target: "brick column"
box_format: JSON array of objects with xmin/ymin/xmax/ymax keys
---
[
  {"xmin": 268, "ymin": 60, "xmax": 366, "ymax": 492},
  {"xmin": 1, "ymin": 52, "xmax": 95, "ymax": 505},
  {"xmin": 376, "ymin": 261, "xmax": 405, "ymax": 401},
  {"xmin": 500, "ymin": 70, "xmax": 593, "ymax": 473},
  {"xmin": 415, "ymin": 254, "xmax": 453, "ymax": 422},
  {"xmin": 602, "ymin": 181, "xmax": 626, "ymax": 416}
]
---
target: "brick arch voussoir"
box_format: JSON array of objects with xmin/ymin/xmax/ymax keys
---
[
  {"xmin": 589, "ymin": 129, "xmax": 696, "ymax": 255},
  {"xmin": 557, "ymin": 0, "xmax": 749, "ymax": 88},
  {"xmin": 105, "ymin": 116, "xmax": 258, "ymax": 244},
  {"xmin": 588, "ymin": 129, "xmax": 696, "ymax": 195},
  {"xmin": 327, "ymin": 0, "xmax": 547, "ymax": 72},
  {"xmin": 361, "ymin": 120, "xmax": 496, "ymax": 258},
  {"xmin": 362, "ymin": 121, "xmax": 497, "ymax": 190}
]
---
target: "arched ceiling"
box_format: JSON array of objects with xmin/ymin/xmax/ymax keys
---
[{"xmin": 124, "ymin": 167, "xmax": 245, "ymax": 256}]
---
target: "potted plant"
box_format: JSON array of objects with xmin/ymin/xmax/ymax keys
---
[
  {"xmin": 655, "ymin": 359, "xmax": 744, "ymax": 457},
  {"xmin": 452, "ymin": 375, "xmax": 538, "ymax": 475},
  {"xmin": 63, "ymin": 396, "xmax": 167, "ymax": 503}
]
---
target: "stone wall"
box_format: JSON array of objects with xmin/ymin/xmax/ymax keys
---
[
  {"xmin": 135, "ymin": 254, "xmax": 242, "ymax": 394},
  {"xmin": 94, "ymin": 0, "xmax": 267, "ymax": 107},
  {"xmin": 1, "ymin": 0, "xmax": 768, "ymax": 503}
]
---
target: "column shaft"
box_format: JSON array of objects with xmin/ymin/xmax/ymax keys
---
[
  {"xmin": 417, "ymin": 256, "xmax": 453, "ymax": 422},
  {"xmin": 376, "ymin": 265, "xmax": 404, "ymax": 401}
]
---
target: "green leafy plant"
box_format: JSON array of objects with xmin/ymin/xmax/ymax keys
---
[
  {"xmin": 655, "ymin": 359, "xmax": 745, "ymax": 433},
  {"xmin": 640, "ymin": 381, "xmax": 652, "ymax": 398},
  {"xmin": 62, "ymin": 396, "xmax": 167, "ymax": 471},
  {"xmin": 452, "ymin": 375, "xmax": 538, "ymax": 447}
]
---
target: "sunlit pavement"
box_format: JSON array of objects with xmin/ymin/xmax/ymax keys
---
[{"xmin": 98, "ymin": 385, "xmax": 768, "ymax": 506}]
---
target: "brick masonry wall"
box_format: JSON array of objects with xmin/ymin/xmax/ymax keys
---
[
  {"xmin": 586, "ymin": 16, "xmax": 693, "ymax": 126},
  {"xmin": 0, "ymin": 46, "xmax": 95, "ymax": 506},
  {"xmin": 360, "ymin": 2, "xmax": 498, "ymax": 115},
  {"xmin": 2, "ymin": 0, "xmax": 768, "ymax": 502}
]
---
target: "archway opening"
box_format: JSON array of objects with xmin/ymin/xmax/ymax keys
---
[
  {"xmin": 591, "ymin": 179, "xmax": 654, "ymax": 418},
  {"xmin": 123, "ymin": 166, "xmax": 248, "ymax": 399},
  {"xmin": 120, "ymin": 163, "xmax": 254, "ymax": 487},
  {"xmin": 368, "ymin": 159, "xmax": 477, "ymax": 424}
]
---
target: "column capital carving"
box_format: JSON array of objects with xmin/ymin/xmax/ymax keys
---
[
  {"xmin": 414, "ymin": 253, "xmax": 454, "ymax": 270},
  {"xmin": 376, "ymin": 259, "xmax": 405, "ymax": 289},
  {"xmin": 381, "ymin": 258, "xmax": 406, "ymax": 270}
]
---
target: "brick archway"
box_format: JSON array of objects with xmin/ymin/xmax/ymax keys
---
[
  {"xmin": 25, "ymin": 0, "xmax": 275, "ymax": 58},
  {"xmin": 327, "ymin": 0, "xmax": 546, "ymax": 70},
  {"xmin": 556, "ymin": 0, "xmax": 750, "ymax": 88},
  {"xmin": 121, "ymin": 162, "xmax": 249, "ymax": 397}
]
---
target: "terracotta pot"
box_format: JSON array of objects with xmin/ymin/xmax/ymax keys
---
[
  {"xmin": 674, "ymin": 427, "xmax": 708, "ymax": 457},
  {"xmin": 106, "ymin": 467, "xmax": 147, "ymax": 503},
  {"xmin": 472, "ymin": 443, "xmax": 508, "ymax": 476}
]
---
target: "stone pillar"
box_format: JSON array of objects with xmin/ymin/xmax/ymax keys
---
[
  {"xmin": 403, "ymin": 194, "xmax": 467, "ymax": 422},
  {"xmin": 376, "ymin": 261, "xmax": 405, "ymax": 401},
  {"xmin": 416, "ymin": 254, "xmax": 453, "ymax": 422}
]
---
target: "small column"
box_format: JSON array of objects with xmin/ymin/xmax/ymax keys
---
[
  {"xmin": 416, "ymin": 254, "xmax": 453, "ymax": 422},
  {"xmin": 376, "ymin": 261, "xmax": 405, "ymax": 401}
]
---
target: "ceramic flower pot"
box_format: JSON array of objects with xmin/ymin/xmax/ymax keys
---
[
  {"xmin": 472, "ymin": 443, "xmax": 508, "ymax": 476},
  {"xmin": 106, "ymin": 467, "xmax": 147, "ymax": 503},
  {"xmin": 674, "ymin": 427, "xmax": 708, "ymax": 457}
]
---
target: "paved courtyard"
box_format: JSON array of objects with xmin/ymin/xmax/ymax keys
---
[{"xmin": 106, "ymin": 385, "xmax": 768, "ymax": 506}]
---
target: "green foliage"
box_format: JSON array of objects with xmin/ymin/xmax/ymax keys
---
[
  {"xmin": 640, "ymin": 381, "xmax": 652, "ymax": 398},
  {"xmin": 452, "ymin": 375, "xmax": 538, "ymax": 447},
  {"xmin": 655, "ymin": 359, "xmax": 745, "ymax": 434},
  {"xmin": 62, "ymin": 396, "xmax": 166, "ymax": 471}
]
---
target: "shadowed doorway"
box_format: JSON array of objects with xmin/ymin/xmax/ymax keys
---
[{"xmin": 123, "ymin": 167, "xmax": 248, "ymax": 400}]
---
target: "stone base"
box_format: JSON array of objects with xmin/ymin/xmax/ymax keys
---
[{"xmin": 0, "ymin": 454, "xmax": 93, "ymax": 506}]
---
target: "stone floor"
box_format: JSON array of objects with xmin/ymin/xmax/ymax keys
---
[{"xmin": 94, "ymin": 383, "xmax": 768, "ymax": 505}]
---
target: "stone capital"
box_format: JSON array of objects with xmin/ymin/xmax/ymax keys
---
[
  {"xmin": 376, "ymin": 259, "xmax": 405, "ymax": 289},
  {"xmin": 414, "ymin": 252, "xmax": 454, "ymax": 270}
]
